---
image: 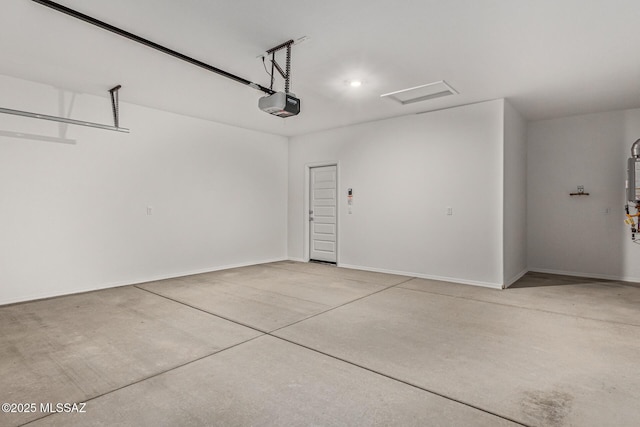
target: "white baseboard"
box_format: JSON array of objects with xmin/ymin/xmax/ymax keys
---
[
  {"xmin": 286, "ymin": 257, "xmax": 306, "ymax": 263},
  {"xmin": 0, "ymin": 281, "xmax": 131, "ymax": 308},
  {"xmin": 130, "ymin": 257, "xmax": 288, "ymax": 285},
  {"xmin": 528, "ymin": 267, "xmax": 640, "ymax": 284},
  {"xmin": 0, "ymin": 257, "xmax": 288, "ymax": 306},
  {"xmin": 338, "ymin": 263, "xmax": 503, "ymax": 289}
]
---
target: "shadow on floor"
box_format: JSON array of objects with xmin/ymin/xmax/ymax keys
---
[{"xmin": 508, "ymin": 271, "xmax": 614, "ymax": 289}]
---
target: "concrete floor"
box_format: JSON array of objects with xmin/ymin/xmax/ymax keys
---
[{"xmin": 1, "ymin": 262, "xmax": 639, "ymax": 426}]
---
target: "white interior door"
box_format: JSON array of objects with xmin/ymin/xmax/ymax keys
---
[{"xmin": 309, "ymin": 165, "xmax": 337, "ymax": 263}]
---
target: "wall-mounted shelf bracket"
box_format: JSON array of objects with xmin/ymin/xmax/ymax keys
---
[{"xmin": 570, "ymin": 185, "xmax": 589, "ymax": 196}]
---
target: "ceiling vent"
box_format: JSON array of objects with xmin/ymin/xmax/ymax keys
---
[{"xmin": 381, "ymin": 80, "xmax": 458, "ymax": 105}]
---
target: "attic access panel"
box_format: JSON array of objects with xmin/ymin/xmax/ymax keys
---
[{"xmin": 381, "ymin": 80, "xmax": 458, "ymax": 105}]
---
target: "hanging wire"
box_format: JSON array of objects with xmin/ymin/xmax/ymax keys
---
[{"xmin": 262, "ymin": 56, "xmax": 273, "ymax": 87}]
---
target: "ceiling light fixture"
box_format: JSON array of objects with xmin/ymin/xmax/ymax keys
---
[{"xmin": 350, "ymin": 80, "xmax": 362, "ymax": 88}]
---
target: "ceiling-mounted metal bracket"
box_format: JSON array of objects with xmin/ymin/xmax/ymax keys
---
[
  {"xmin": 108, "ymin": 85, "xmax": 121, "ymax": 128},
  {"xmin": 265, "ymin": 40, "xmax": 294, "ymax": 93},
  {"xmin": 0, "ymin": 85, "xmax": 130, "ymax": 133},
  {"xmin": 0, "ymin": 106, "xmax": 130, "ymax": 133}
]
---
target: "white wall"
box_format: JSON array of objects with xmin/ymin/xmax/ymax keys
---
[
  {"xmin": 288, "ymin": 100, "xmax": 505, "ymax": 287},
  {"xmin": 0, "ymin": 75, "xmax": 288, "ymax": 305},
  {"xmin": 527, "ymin": 108, "xmax": 640, "ymax": 281},
  {"xmin": 503, "ymin": 100, "xmax": 527, "ymax": 286}
]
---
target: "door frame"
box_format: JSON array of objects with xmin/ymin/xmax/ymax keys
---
[{"xmin": 304, "ymin": 161, "xmax": 339, "ymax": 264}]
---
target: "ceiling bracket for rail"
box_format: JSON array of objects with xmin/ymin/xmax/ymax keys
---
[{"xmin": 265, "ymin": 40, "xmax": 294, "ymax": 94}]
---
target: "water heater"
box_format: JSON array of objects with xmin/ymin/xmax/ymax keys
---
[
  {"xmin": 625, "ymin": 139, "xmax": 640, "ymax": 241},
  {"xmin": 627, "ymin": 139, "xmax": 640, "ymax": 202}
]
